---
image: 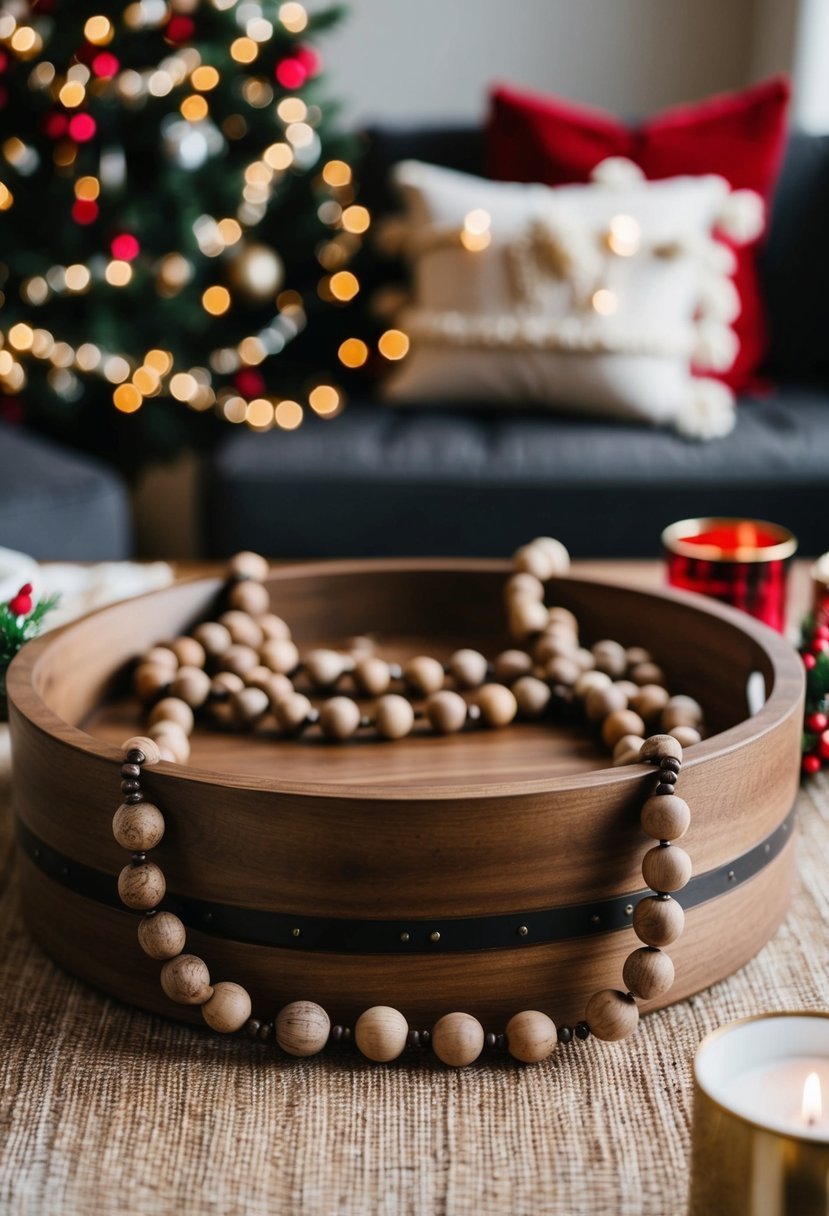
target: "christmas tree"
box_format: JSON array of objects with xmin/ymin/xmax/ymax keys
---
[{"xmin": 0, "ymin": 0, "xmax": 365, "ymax": 467}]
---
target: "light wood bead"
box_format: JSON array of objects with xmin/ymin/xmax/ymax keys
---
[
  {"xmin": 639, "ymin": 734, "xmax": 683, "ymax": 765},
  {"xmin": 630, "ymin": 684, "xmax": 670, "ymax": 721},
  {"xmin": 112, "ymin": 801, "xmax": 165, "ymax": 851},
  {"xmin": 344, "ymin": 635, "xmax": 375, "ymax": 658},
  {"xmin": 622, "ymin": 947, "xmax": 676, "ymax": 1000},
  {"xmin": 630, "ymin": 662, "xmax": 666, "ymax": 687},
  {"xmin": 263, "ymin": 673, "xmax": 294, "ymax": 706},
  {"xmin": 229, "ymin": 550, "xmax": 269, "ymax": 581},
  {"xmin": 504, "ymin": 572, "xmax": 545, "ymax": 602},
  {"xmin": 585, "ymin": 989, "xmax": 640, "ymax": 1041},
  {"xmin": 355, "ymin": 1005, "xmax": 409, "ymax": 1062},
  {"xmin": 144, "ymin": 646, "xmax": 179, "ymax": 671},
  {"xmin": 260, "ymin": 638, "xmax": 300, "ymax": 674},
  {"xmin": 121, "ymin": 736, "xmax": 161, "ymax": 765},
  {"xmin": 192, "ymin": 621, "xmax": 232, "ymax": 657},
  {"xmin": 513, "ymin": 676, "xmax": 551, "ymax": 719},
  {"xmin": 534, "ymin": 634, "xmax": 577, "ymax": 665},
  {"xmin": 545, "ymin": 656, "xmax": 581, "ymax": 686},
  {"xmin": 169, "ymin": 636, "xmax": 206, "ymax": 669},
  {"xmin": 505, "ymin": 1010, "xmax": 557, "ymax": 1064},
  {"xmin": 612, "ymin": 734, "xmax": 645, "ymax": 765},
  {"xmin": 211, "ymin": 671, "xmax": 245, "ymax": 699},
  {"xmin": 573, "ymin": 647, "xmax": 596, "ymax": 672},
  {"xmin": 661, "ymin": 694, "xmax": 704, "ymax": 731},
  {"xmin": 431, "ymin": 1012, "xmax": 485, "ymax": 1067},
  {"xmin": 476, "ymin": 684, "xmax": 518, "ymax": 728},
  {"xmin": 137, "ymin": 911, "xmax": 186, "ymax": 960},
  {"xmin": 626, "ymin": 646, "xmax": 651, "ymax": 668},
  {"xmin": 513, "ymin": 543, "xmax": 557, "ymax": 581},
  {"xmin": 509, "ymin": 598, "xmax": 549, "ymax": 637},
  {"xmin": 613, "ymin": 680, "xmax": 639, "ymax": 702},
  {"xmin": 642, "ymin": 844, "xmax": 692, "ymax": 892},
  {"xmin": 601, "ymin": 709, "xmax": 646, "ymax": 750},
  {"xmin": 448, "ymin": 648, "xmax": 488, "ymax": 688},
  {"xmin": 591, "ymin": 639, "xmax": 627, "ymax": 678},
  {"xmin": 574, "ymin": 670, "xmax": 611, "ymax": 699},
  {"xmin": 201, "ymin": 982, "xmax": 252, "ymax": 1033},
  {"xmin": 426, "ymin": 690, "xmax": 468, "ymax": 734},
  {"xmin": 493, "ymin": 650, "xmax": 533, "ymax": 681},
  {"xmin": 243, "ymin": 664, "xmax": 276, "ymax": 690},
  {"xmin": 156, "ymin": 746, "xmax": 178, "ymax": 764},
  {"xmin": 170, "ymin": 666, "xmax": 211, "ymax": 709},
  {"xmin": 548, "ymin": 606, "xmax": 578, "ymax": 630},
  {"xmin": 273, "ymin": 693, "xmax": 312, "ymax": 734},
  {"xmin": 160, "ymin": 954, "xmax": 213, "ymax": 1005},
  {"xmin": 148, "ymin": 697, "xmax": 194, "ymax": 735},
  {"xmin": 231, "ymin": 686, "xmax": 270, "ymax": 725},
  {"xmin": 319, "ymin": 696, "xmax": 361, "ymax": 740},
  {"xmin": 304, "ymin": 649, "xmax": 348, "ymax": 688},
  {"xmin": 219, "ymin": 610, "xmax": 264, "ymax": 650},
  {"xmin": 633, "ymin": 895, "xmax": 685, "ymax": 947},
  {"xmin": 584, "ymin": 684, "xmax": 627, "ymax": 722},
  {"xmin": 132, "ymin": 663, "xmax": 172, "ymax": 701},
  {"xmin": 228, "ymin": 579, "xmax": 270, "ymax": 617},
  {"xmin": 117, "ymin": 862, "xmax": 166, "ymax": 910},
  {"xmin": 276, "ymin": 1000, "xmax": 331, "ymax": 1057},
  {"xmin": 641, "ymin": 794, "xmax": 691, "ymax": 841},
  {"xmin": 149, "ymin": 721, "xmax": 190, "ymax": 764},
  {"xmin": 223, "ymin": 644, "xmax": 262, "ymax": 677},
  {"xmin": 671, "ymin": 726, "xmax": 702, "ymax": 748},
  {"xmin": 374, "ymin": 694, "xmax": 415, "ymax": 740},
  {"xmin": 257, "ymin": 613, "xmax": 291, "ymax": 641},
  {"xmin": 353, "ymin": 656, "xmax": 391, "ymax": 696},
  {"xmin": 530, "ymin": 536, "xmax": 570, "ymax": 574},
  {"xmin": 403, "ymin": 655, "xmax": 444, "ymax": 695}
]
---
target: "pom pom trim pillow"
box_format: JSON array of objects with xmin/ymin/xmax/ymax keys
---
[
  {"xmin": 486, "ymin": 77, "xmax": 791, "ymax": 392},
  {"xmin": 380, "ymin": 159, "xmax": 763, "ymax": 439}
]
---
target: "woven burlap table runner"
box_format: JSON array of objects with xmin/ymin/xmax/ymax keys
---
[{"xmin": 1, "ymin": 728, "xmax": 827, "ymax": 1216}]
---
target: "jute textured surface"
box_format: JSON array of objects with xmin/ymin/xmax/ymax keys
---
[{"xmin": 1, "ymin": 729, "xmax": 828, "ymax": 1216}]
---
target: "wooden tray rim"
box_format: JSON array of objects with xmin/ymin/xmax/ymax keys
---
[{"xmin": 6, "ymin": 557, "xmax": 804, "ymax": 802}]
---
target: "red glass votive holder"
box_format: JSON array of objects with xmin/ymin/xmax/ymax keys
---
[{"xmin": 662, "ymin": 517, "xmax": 797, "ymax": 633}]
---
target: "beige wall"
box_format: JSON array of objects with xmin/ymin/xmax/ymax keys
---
[{"xmin": 320, "ymin": 0, "xmax": 760, "ymax": 125}]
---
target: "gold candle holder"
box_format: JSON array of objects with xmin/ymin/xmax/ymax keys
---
[{"xmin": 690, "ymin": 1013, "xmax": 829, "ymax": 1216}]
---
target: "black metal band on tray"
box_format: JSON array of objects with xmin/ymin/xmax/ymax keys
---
[{"xmin": 16, "ymin": 808, "xmax": 795, "ymax": 955}]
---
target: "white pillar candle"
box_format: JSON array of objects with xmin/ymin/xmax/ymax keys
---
[{"xmin": 690, "ymin": 1014, "xmax": 829, "ymax": 1216}]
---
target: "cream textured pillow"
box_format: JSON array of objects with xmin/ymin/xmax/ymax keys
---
[{"xmin": 379, "ymin": 158, "xmax": 763, "ymax": 439}]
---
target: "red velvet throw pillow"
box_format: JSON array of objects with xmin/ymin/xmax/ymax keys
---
[{"xmin": 486, "ymin": 78, "xmax": 791, "ymax": 392}]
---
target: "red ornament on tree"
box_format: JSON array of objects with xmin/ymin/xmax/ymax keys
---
[
  {"xmin": 72, "ymin": 199, "xmax": 98, "ymax": 225},
  {"xmin": 803, "ymin": 754, "xmax": 822, "ymax": 776},
  {"xmin": 111, "ymin": 234, "xmax": 140, "ymax": 261},
  {"xmin": 92, "ymin": 52, "xmax": 119, "ymax": 79},
  {"xmin": 234, "ymin": 368, "xmax": 265, "ymax": 398},
  {"xmin": 9, "ymin": 584, "xmax": 33, "ymax": 617},
  {"xmin": 807, "ymin": 711, "xmax": 829, "ymax": 734},
  {"xmin": 275, "ymin": 58, "xmax": 308, "ymax": 89},
  {"xmin": 68, "ymin": 114, "xmax": 96, "ymax": 142},
  {"xmin": 165, "ymin": 15, "xmax": 195, "ymax": 43}
]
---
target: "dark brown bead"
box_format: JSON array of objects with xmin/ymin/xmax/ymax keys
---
[
  {"xmin": 557, "ymin": 1026, "xmax": 573, "ymax": 1044},
  {"xmin": 258, "ymin": 1022, "xmax": 273, "ymax": 1042},
  {"xmin": 661, "ymin": 757, "xmax": 682, "ymax": 774},
  {"xmin": 121, "ymin": 780, "xmax": 141, "ymax": 795},
  {"xmin": 407, "ymin": 1029, "xmax": 421, "ymax": 1048},
  {"xmin": 131, "ymin": 851, "xmax": 147, "ymax": 864},
  {"xmin": 121, "ymin": 763, "xmax": 141, "ymax": 779},
  {"xmin": 127, "ymin": 748, "xmax": 145, "ymax": 765},
  {"xmin": 575, "ymin": 1021, "xmax": 591, "ymax": 1040},
  {"xmin": 656, "ymin": 783, "xmax": 676, "ymax": 796},
  {"xmin": 125, "ymin": 793, "xmax": 143, "ymax": 805},
  {"xmin": 330, "ymin": 1024, "xmax": 343, "ymax": 1042},
  {"xmin": 246, "ymin": 1019, "xmax": 262, "ymax": 1038},
  {"xmin": 495, "ymin": 1034, "xmax": 506, "ymax": 1051},
  {"xmin": 485, "ymin": 1031, "xmax": 497, "ymax": 1050},
  {"xmin": 342, "ymin": 1027, "xmax": 352, "ymax": 1042},
  {"xmin": 658, "ymin": 768, "xmax": 678, "ymax": 786}
]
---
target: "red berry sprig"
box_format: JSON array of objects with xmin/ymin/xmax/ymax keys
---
[{"xmin": 800, "ymin": 616, "xmax": 829, "ymax": 777}]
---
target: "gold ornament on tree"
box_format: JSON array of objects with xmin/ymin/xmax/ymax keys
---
[{"xmin": 229, "ymin": 244, "xmax": 284, "ymax": 302}]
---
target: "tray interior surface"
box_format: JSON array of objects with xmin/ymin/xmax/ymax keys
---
[{"xmin": 70, "ymin": 564, "xmax": 762, "ymax": 790}]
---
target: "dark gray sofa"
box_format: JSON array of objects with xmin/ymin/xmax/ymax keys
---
[
  {"xmin": 0, "ymin": 423, "xmax": 131, "ymax": 559},
  {"xmin": 207, "ymin": 127, "xmax": 829, "ymax": 559}
]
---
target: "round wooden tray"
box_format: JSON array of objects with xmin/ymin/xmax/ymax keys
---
[{"xmin": 7, "ymin": 560, "xmax": 804, "ymax": 1031}]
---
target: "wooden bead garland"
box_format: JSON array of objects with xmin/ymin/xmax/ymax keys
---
[{"xmin": 113, "ymin": 538, "xmax": 701, "ymax": 1067}]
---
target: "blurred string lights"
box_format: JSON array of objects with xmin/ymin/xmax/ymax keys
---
[{"xmin": 0, "ymin": 0, "xmax": 408, "ymax": 443}]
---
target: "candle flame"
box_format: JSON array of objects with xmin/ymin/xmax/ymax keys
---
[{"xmin": 802, "ymin": 1072, "xmax": 822, "ymax": 1126}]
